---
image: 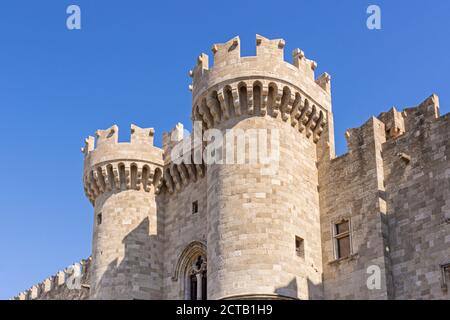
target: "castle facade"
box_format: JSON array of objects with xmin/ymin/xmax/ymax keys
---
[{"xmin": 15, "ymin": 35, "xmax": 450, "ymax": 300}]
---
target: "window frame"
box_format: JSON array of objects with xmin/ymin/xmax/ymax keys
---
[
  {"xmin": 186, "ymin": 255, "xmax": 207, "ymax": 300},
  {"xmin": 332, "ymin": 218, "xmax": 353, "ymax": 260}
]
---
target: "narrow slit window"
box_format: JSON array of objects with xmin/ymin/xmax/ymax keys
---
[
  {"xmin": 192, "ymin": 201, "xmax": 198, "ymax": 214},
  {"xmin": 441, "ymin": 263, "xmax": 450, "ymax": 291},
  {"xmin": 295, "ymin": 236, "xmax": 305, "ymax": 258},
  {"xmin": 97, "ymin": 213, "xmax": 102, "ymax": 225}
]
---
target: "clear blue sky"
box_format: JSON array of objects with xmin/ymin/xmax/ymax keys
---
[{"xmin": 0, "ymin": 0, "xmax": 448, "ymax": 299}]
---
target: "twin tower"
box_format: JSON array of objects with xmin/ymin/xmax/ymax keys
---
[{"xmin": 83, "ymin": 35, "xmax": 334, "ymax": 300}]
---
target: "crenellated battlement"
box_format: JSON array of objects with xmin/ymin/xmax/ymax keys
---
[
  {"xmin": 82, "ymin": 125, "xmax": 164, "ymax": 203},
  {"xmin": 188, "ymin": 35, "xmax": 331, "ymax": 144},
  {"xmin": 345, "ymin": 94, "xmax": 441, "ymax": 152},
  {"xmin": 162, "ymin": 122, "xmax": 186, "ymax": 163},
  {"xmin": 190, "ymin": 35, "xmax": 331, "ymax": 108},
  {"xmin": 160, "ymin": 123, "xmax": 205, "ymax": 194},
  {"xmin": 13, "ymin": 257, "xmax": 91, "ymax": 300},
  {"xmin": 190, "ymin": 35, "xmax": 319, "ymax": 86},
  {"xmin": 82, "ymin": 124, "xmax": 157, "ymax": 157}
]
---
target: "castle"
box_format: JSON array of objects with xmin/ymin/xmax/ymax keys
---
[{"xmin": 14, "ymin": 35, "xmax": 450, "ymax": 300}]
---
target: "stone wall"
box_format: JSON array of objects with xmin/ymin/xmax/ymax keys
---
[
  {"xmin": 160, "ymin": 177, "xmax": 208, "ymax": 299},
  {"xmin": 318, "ymin": 94, "xmax": 450, "ymax": 300},
  {"xmin": 318, "ymin": 116, "xmax": 392, "ymax": 299},
  {"xmin": 382, "ymin": 95, "xmax": 450, "ymax": 299}
]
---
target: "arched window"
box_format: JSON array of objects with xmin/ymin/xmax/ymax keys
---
[
  {"xmin": 171, "ymin": 241, "xmax": 207, "ymax": 300},
  {"xmin": 187, "ymin": 255, "xmax": 207, "ymax": 300}
]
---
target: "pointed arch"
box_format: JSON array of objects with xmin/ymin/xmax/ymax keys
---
[
  {"xmin": 172, "ymin": 240, "xmax": 207, "ymax": 300},
  {"xmin": 171, "ymin": 240, "xmax": 206, "ymax": 281}
]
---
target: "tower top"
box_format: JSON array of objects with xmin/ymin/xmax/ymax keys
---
[
  {"xmin": 82, "ymin": 124, "xmax": 164, "ymax": 204},
  {"xmin": 189, "ymin": 34, "xmax": 331, "ymax": 110}
]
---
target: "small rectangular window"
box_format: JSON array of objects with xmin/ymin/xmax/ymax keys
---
[
  {"xmin": 295, "ymin": 236, "xmax": 304, "ymax": 258},
  {"xmin": 97, "ymin": 213, "xmax": 102, "ymax": 225},
  {"xmin": 192, "ymin": 201, "xmax": 198, "ymax": 214},
  {"xmin": 334, "ymin": 219, "xmax": 351, "ymax": 259},
  {"xmin": 441, "ymin": 263, "xmax": 450, "ymax": 291}
]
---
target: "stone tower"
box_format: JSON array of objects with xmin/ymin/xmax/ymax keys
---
[
  {"xmin": 190, "ymin": 35, "xmax": 333, "ymax": 299},
  {"xmin": 82, "ymin": 124, "xmax": 164, "ymax": 299}
]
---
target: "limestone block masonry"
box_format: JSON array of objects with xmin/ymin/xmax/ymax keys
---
[{"xmin": 14, "ymin": 35, "xmax": 450, "ymax": 300}]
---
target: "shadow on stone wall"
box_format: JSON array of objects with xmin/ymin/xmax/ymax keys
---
[
  {"xmin": 97, "ymin": 222, "xmax": 326, "ymax": 300},
  {"xmin": 274, "ymin": 277, "xmax": 324, "ymax": 300},
  {"xmin": 94, "ymin": 217, "xmax": 162, "ymax": 300}
]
